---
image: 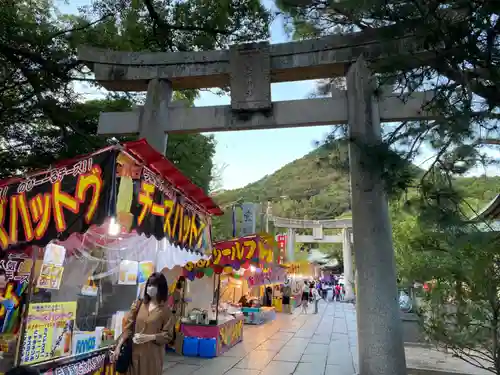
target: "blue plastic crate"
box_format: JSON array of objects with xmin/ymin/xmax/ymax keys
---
[
  {"xmin": 183, "ymin": 336, "xmax": 199, "ymax": 357},
  {"xmin": 198, "ymin": 338, "xmax": 217, "ymax": 358}
]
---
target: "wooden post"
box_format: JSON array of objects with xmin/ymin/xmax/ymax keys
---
[{"xmin": 347, "ymin": 57, "xmax": 406, "ymax": 375}]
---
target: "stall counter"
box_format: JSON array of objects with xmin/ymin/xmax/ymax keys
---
[
  {"xmin": 181, "ymin": 315, "xmax": 244, "ymax": 356},
  {"xmin": 241, "ymin": 306, "xmax": 276, "ymax": 325}
]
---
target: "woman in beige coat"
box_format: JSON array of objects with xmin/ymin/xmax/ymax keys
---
[{"xmin": 112, "ymin": 272, "xmax": 175, "ymax": 375}]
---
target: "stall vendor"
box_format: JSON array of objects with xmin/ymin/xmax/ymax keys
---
[
  {"xmin": 172, "ymin": 276, "xmax": 186, "ymax": 316},
  {"xmin": 263, "ymin": 287, "xmax": 273, "ymax": 307},
  {"xmin": 238, "ymin": 293, "xmax": 251, "ymax": 307}
]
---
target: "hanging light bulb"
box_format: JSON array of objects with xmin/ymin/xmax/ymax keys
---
[{"xmin": 108, "ymin": 217, "xmax": 121, "ymax": 236}]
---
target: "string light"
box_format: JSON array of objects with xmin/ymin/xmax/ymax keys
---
[{"xmin": 108, "ymin": 217, "xmax": 121, "ymax": 236}]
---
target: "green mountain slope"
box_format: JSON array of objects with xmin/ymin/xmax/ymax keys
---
[
  {"xmin": 214, "ymin": 147, "xmax": 351, "ymax": 220},
  {"xmin": 211, "ymin": 146, "xmax": 500, "ymax": 240}
]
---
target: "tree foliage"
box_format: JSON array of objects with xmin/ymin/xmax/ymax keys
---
[
  {"xmin": 275, "ymin": 0, "xmax": 499, "ymax": 193},
  {"xmin": 392, "ymin": 170, "xmax": 500, "ymax": 373},
  {"xmin": 0, "ymin": 0, "xmax": 270, "ymax": 191}
]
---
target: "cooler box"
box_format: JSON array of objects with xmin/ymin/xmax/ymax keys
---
[
  {"xmin": 183, "ymin": 337, "xmax": 199, "ymax": 356},
  {"xmin": 198, "ymin": 338, "xmax": 217, "ymax": 358}
]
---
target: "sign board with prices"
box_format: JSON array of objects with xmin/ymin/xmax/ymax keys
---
[{"xmin": 21, "ymin": 302, "xmax": 77, "ymax": 365}]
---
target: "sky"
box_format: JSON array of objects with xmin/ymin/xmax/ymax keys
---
[{"xmin": 57, "ymin": 0, "xmax": 498, "ymax": 191}]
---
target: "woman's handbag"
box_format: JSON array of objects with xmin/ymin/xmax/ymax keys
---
[{"xmin": 115, "ymin": 300, "xmax": 142, "ymax": 374}]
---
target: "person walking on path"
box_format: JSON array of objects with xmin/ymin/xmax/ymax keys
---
[
  {"xmin": 311, "ymin": 286, "xmax": 322, "ymax": 314},
  {"xmin": 301, "ymin": 280, "xmax": 310, "ymax": 314},
  {"xmin": 321, "ymin": 282, "xmax": 329, "ymax": 300},
  {"xmin": 334, "ymin": 284, "xmax": 341, "ymax": 301},
  {"xmin": 282, "ymin": 279, "xmax": 292, "ymax": 314},
  {"xmin": 111, "ymin": 272, "xmax": 175, "ymax": 375}
]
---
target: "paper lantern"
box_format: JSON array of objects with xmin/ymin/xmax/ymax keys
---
[
  {"xmin": 213, "ymin": 265, "xmax": 223, "ymax": 274},
  {"xmin": 241, "ymin": 261, "xmax": 250, "ymax": 269},
  {"xmin": 223, "ymin": 266, "xmax": 233, "ymax": 274},
  {"xmin": 187, "ymin": 272, "xmax": 196, "ymax": 281},
  {"xmin": 195, "ymin": 271, "xmax": 204, "ymax": 279}
]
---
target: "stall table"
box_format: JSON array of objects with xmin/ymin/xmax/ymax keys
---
[
  {"xmin": 241, "ymin": 306, "xmax": 276, "ymax": 325},
  {"xmin": 181, "ymin": 315, "xmax": 244, "ymax": 356}
]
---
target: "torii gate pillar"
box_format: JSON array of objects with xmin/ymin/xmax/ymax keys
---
[
  {"xmin": 347, "ymin": 57, "xmax": 406, "ymax": 375},
  {"xmin": 140, "ymin": 78, "xmax": 173, "ymax": 154},
  {"xmin": 341, "ymin": 228, "xmax": 355, "ymax": 302}
]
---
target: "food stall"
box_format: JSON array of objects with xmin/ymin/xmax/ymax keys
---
[
  {"xmin": 244, "ymin": 266, "xmax": 286, "ymax": 319},
  {"xmin": 179, "ymin": 234, "xmax": 274, "ymax": 356},
  {"xmin": 0, "ymin": 140, "xmax": 222, "ymax": 375}
]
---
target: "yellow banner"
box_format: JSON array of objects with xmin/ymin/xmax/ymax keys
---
[{"xmin": 21, "ymin": 301, "xmax": 77, "ymax": 365}]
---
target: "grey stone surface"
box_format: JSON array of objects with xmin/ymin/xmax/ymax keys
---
[
  {"xmin": 139, "ymin": 78, "xmax": 172, "ymax": 154},
  {"xmin": 294, "ymin": 362, "xmax": 327, "ymax": 375},
  {"xmin": 261, "ymin": 360, "xmax": 297, "ymax": 375},
  {"xmin": 97, "ymin": 92, "xmax": 435, "ymax": 136},
  {"xmin": 347, "ymin": 57, "xmax": 407, "ymax": 375},
  {"xmin": 78, "ymin": 27, "xmax": 428, "ymax": 91},
  {"xmin": 162, "ymin": 301, "xmax": 489, "ymax": 375},
  {"xmin": 229, "ymin": 42, "xmax": 271, "ymax": 112}
]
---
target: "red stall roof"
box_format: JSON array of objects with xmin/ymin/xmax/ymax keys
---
[{"xmin": 123, "ymin": 139, "xmax": 223, "ymax": 216}]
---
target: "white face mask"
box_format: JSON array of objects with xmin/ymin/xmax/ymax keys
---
[{"xmin": 146, "ymin": 286, "xmax": 158, "ymax": 298}]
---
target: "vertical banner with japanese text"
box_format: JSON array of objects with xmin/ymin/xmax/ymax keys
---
[
  {"xmin": 240, "ymin": 203, "xmax": 256, "ymax": 236},
  {"xmin": 276, "ymin": 234, "xmax": 287, "ymax": 265}
]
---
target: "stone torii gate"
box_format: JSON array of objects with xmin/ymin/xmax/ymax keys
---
[
  {"xmin": 272, "ymin": 216, "xmax": 355, "ymax": 301},
  {"xmin": 78, "ymin": 31, "xmax": 435, "ymax": 375}
]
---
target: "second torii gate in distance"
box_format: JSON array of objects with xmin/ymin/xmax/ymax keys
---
[{"xmin": 78, "ymin": 30, "xmax": 436, "ymax": 375}]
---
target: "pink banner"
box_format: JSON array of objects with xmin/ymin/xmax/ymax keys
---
[{"xmin": 247, "ymin": 267, "xmax": 286, "ymax": 287}]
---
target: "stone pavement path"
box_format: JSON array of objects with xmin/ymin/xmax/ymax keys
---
[{"xmin": 164, "ymin": 301, "xmax": 357, "ymax": 375}]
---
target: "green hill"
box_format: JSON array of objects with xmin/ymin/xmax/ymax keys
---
[{"xmin": 211, "ymin": 146, "xmax": 500, "ymax": 240}]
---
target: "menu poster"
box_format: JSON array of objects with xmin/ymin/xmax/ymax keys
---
[
  {"xmin": 36, "ymin": 244, "xmax": 66, "ymax": 290},
  {"xmin": 43, "ymin": 244, "xmax": 66, "ymax": 267},
  {"xmin": 21, "ymin": 302, "xmax": 77, "ymax": 365},
  {"xmin": 118, "ymin": 260, "xmax": 138, "ymax": 285},
  {"xmin": 36, "ymin": 264, "xmax": 64, "ymax": 290},
  {"xmin": 137, "ymin": 261, "xmax": 154, "ymax": 284}
]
